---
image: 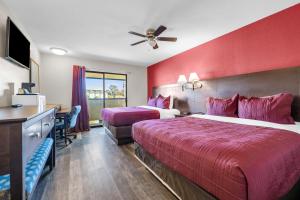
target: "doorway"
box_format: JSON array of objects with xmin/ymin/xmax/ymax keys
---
[{"xmin": 85, "ymin": 71, "xmax": 127, "ymax": 126}]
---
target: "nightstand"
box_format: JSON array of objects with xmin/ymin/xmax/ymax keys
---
[
  {"xmin": 192, "ymin": 112, "xmax": 205, "ymax": 115},
  {"xmin": 175, "ymin": 112, "xmax": 205, "ymax": 118},
  {"xmin": 175, "ymin": 113, "xmax": 191, "ymax": 118}
]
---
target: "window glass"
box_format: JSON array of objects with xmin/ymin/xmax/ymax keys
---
[{"xmin": 85, "ymin": 71, "xmax": 127, "ymax": 126}]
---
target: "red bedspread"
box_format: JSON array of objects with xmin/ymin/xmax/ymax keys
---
[
  {"xmin": 101, "ymin": 107, "xmax": 160, "ymax": 126},
  {"xmin": 132, "ymin": 117, "xmax": 300, "ymax": 200}
]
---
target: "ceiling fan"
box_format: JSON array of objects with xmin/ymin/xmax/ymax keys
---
[{"xmin": 129, "ymin": 25, "xmax": 177, "ymax": 49}]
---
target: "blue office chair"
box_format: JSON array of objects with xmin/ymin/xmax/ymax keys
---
[{"xmin": 56, "ymin": 105, "xmax": 81, "ymax": 145}]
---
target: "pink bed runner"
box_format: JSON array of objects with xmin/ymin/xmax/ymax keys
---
[
  {"xmin": 132, "ymin": 117, "xmax": 300, "ymax": 200},
  {"xmin": 101, "ymin": 107, "xmax": 160, "ymax": 126}
]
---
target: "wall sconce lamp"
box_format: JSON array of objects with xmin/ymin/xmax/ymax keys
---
[
  {"xmin": 177, "ymin": 75, "xmax": 187, "ymax": 91},
  {"xmin": 177, "ymin": 72, "xmax": 202, "ymax": 91}
]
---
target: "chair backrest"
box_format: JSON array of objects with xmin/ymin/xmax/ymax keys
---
[{"xmin": 68, "ymin": 105, "xmax": 81, "ymax": 129}]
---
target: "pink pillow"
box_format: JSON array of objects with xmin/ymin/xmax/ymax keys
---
[
  {"xmin": 156, "ymin": 95, "xmax": 170, "ymax": 109},
  {"xmin": 238, "ymin": 93, "xmax": 295, "ymax": 124},
  {"xmin": 147, "ymin": 97, "xmax": 157, "ymax": 107},
  {"xmin": 206, "ymin": 94, "xmax": 239, "ymax": 117}
]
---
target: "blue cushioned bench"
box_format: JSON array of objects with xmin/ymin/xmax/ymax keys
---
[{"xmin": 0, "ymin": 138, "xmax": 53, "ymax": 199}]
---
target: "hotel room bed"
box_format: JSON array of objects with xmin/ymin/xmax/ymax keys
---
[
  {"xmin": 132, "ymin": 114, "xmax": 300, "ymax": 200},
  {"xmin": 102, "ymin": 106, "xmax": 180, "ymax": 144}
]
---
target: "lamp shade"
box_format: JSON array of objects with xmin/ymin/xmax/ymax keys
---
[
  {"xmin": 188, "ymin": 72, "xmax": 199, "ymax": 82},
  {"xmin": 177, "ymin": 75, "xmax": 187, "ymax": 84}
]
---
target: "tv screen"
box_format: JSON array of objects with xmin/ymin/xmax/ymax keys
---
[{"xmin": 5, "ymin": 17, "xmax": 30, "ymax": 69}]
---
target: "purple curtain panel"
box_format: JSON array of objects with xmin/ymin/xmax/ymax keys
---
[{"xmin": 72, "ymin": 65, "xmax": 90, "ymax": 132}]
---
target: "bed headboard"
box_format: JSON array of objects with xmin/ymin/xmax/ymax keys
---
[{"xmin": 153, "ymin": 67, "xmax": 300, "ymax": 121}]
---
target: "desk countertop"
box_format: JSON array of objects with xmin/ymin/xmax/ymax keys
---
[
  {"xmin": 56, "ymin": 107, "xmax": 71, "ymax": 114},
  {"xmin": 0, "ymin": 105, "xmax": 57, "ymax": 124}
]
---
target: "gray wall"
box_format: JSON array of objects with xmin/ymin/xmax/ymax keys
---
[
  {"xmin": 40, "ymin": 53, "xmax": 147, "ymax": 108},
  {"xmin": 0, "ymin": 1, "xmax": 40, "ymax": 107}
]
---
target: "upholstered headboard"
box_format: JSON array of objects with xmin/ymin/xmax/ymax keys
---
[{"xmin": 153, "ymin": 67, "xmax": 300, "ymax": 121}]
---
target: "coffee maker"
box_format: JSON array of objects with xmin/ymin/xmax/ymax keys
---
[{"xmin": 18, "ymin": 82, "xmax": 36, "ymax": 95}]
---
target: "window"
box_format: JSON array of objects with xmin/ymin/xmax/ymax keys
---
[{"xmin": 86, "ymin": 71, "xmax": 127, "ymax": 126}]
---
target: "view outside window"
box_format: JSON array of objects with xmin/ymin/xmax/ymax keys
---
[{"xmin": 86, "ymin": 72, "xmax": 127, "ymax": 126}]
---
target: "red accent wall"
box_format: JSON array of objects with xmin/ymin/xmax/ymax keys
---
[{"xmin": 147, "ymin": 4, "xmax": 300, "ymax": 97}]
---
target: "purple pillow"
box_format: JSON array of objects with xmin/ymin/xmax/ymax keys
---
[
  {"xmin": 238, "ymin": 93, "xmax": 295, "ymax": 124},
  {"xmin": 206, "ymin": 94, "xmax": 239, "ymax": 117},
  {"xmin": 147, "ymin": 97, "xmax": 157, "ymax": 107},
  {"xmin": 156, "ymin": 95, "xmax": 170, "ymax": 109}
]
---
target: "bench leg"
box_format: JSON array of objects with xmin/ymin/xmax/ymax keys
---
[
  {"xmin": 46, "ymin": 147, "xmax": 54, "ymax": 171},
  {"xmin": 47, "ymin": 126, "xmax": 56, "ymax": 171}
]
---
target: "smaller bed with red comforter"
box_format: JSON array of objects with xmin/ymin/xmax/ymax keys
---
[
  {"xmin": 102, "ymin": 105, "xmax": 179, "ymax": 144},
  {"xmin": 101, "ymin": 94, "xmax": 180, "ymax": 145},
  {"xmin": 102, "ymin": 106, "xmax": 160, "ymax": 127}
]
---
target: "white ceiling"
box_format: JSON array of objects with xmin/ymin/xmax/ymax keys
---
[{"xmin": 3, "ymin": 0, "xmax": 300, "ymax": 67}]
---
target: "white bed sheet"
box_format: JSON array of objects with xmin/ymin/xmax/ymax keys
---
[
  {"xmin": 190, "ymin": 114, "xmax": 300, "ymax": 134},
  {"xmin": 138, "ymin": 106, "xmax": 180, "ymax": 119}
]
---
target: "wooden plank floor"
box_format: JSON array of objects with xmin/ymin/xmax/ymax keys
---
[{"xmin": 33, "ymin": 128, "xmax": 177, "ymax": 200}]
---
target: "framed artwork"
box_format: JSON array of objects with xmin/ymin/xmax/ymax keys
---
[{"xmin": 29, "ymin": 58, "xmax": 40, "ymax": 93}]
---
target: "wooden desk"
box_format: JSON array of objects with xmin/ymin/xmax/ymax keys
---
[
  {"xmin": 56, "ymin": 108, "xmax": 70, "ymax": 115},
  {"xmin": 0, "ymin": 105, "xmax": 56, "ymax": 199}
]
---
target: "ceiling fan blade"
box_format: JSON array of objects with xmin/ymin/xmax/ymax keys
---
[
  {"xmin": 131, "ymin": 40, "xmax": 147, "ymax": 46},
  {"xmin": 157, "ymin": 37, "xmax": 177, "ymax": 42},
  {"xmin": 153, "ymin": 43, "xmax": 159, "ymax": 49},
  {"xmin": 128, "ymin": 31, "xmax": 147, "ymax": 37},
  {"xmin": 154, "ymin": 25, "xmax": 167, "ymax": 36}
]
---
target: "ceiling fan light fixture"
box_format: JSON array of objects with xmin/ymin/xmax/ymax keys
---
[
  {"xmin": 148, "ymin": 39, "xmax": 157, "ymax": 47},
  {"xmin": 129, "ymin": 25, "xmax": 177, "ymax": 49}
]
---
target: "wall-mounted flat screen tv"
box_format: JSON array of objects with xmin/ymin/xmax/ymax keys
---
[{"xmin": 5, "ymin": 17, "xmax": 30, "ymax": 69}]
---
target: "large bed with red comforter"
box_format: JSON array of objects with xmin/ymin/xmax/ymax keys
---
[{"xmin": 132, "ymin": 115, "xmax": 300, "ymax": 200}]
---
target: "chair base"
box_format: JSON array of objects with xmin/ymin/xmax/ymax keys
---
[{"xmin": 56, "ymin": 128, "xmax": 77, "ymax": 146}]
